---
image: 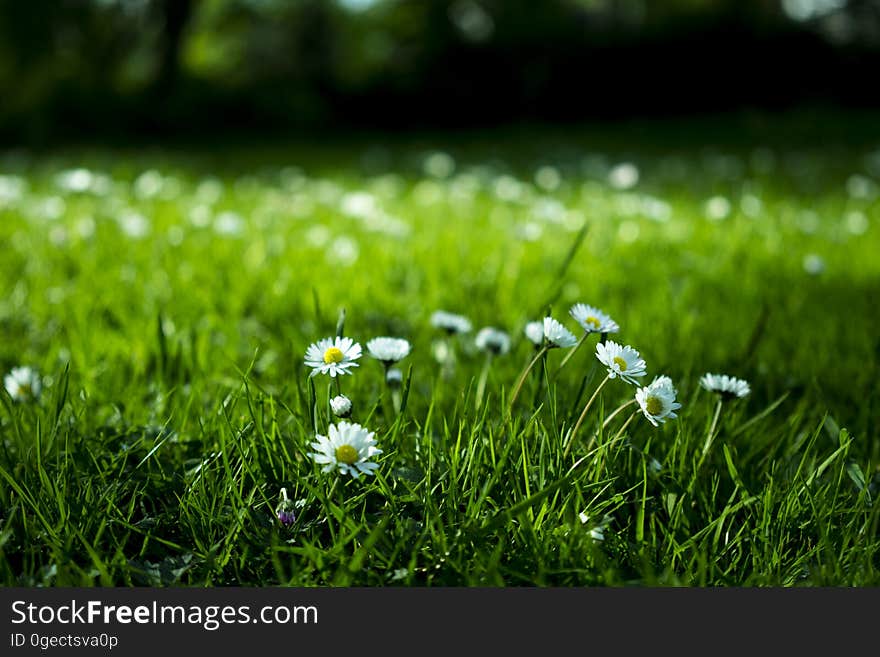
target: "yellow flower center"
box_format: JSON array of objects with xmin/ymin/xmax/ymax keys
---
[
  {"xmin": 586, "ymin": 316, "xmax": 601, "ymax": 329},
  {"xmin": 645, "ymin": 396, "xmax": 664, "ymax": 416},
  {"xmin": 323, "ymin": 347, "xmax": 344, "ymax": 364},
  {"xmin": 19, "ymin": 382, "xmax": 32, "ymax": 397},
  {"xmin": 612, "ymin": 356, "xmax": 627, "ymax": 371},
  {"xmin": 335, "ymin": 444, "xmax": 359, "ymax": 465}
]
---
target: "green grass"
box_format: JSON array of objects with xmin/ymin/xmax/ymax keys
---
[{"xmin": 1, "ymin": 120, "xmax": 879, "ymax": 586}]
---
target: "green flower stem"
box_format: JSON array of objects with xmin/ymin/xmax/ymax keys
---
[
  {"xmin": 530, "ymin": 347, "xmax": 549, "ymax": 409},
  {"xmin": 475, "ymin": 353, "xmax": 493, "ymax": 407},
  {"xmin": 583, "ymin": 397, "xmax": 638, "ymax": 449},
  {"xmin": 562, "ymin": 373, "xmax": 611, "ymax": 459},
  {"xmin": 507, "ymin": 344, "xmax": 550, "ymax": 417},
  {"xmin": 601, "ymin": 398, "xmax": 637, "ymax": 429},
  {"xmin": 554, "ymin": 332, "xmax": 590, "ymax": 378},
  {"xmin": 701, "ymin": 398, "xmax": 724, "ymax": 459},
  {"xmin": 609, "ymin": 409, "xmax": 639, "ymax": 444}
]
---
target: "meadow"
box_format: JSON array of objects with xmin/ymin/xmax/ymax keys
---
[{"xmin": 1, "ymin": 117, "xmax": 879, "ymax": 586}]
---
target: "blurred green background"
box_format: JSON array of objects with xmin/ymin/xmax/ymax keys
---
[{"xmin": 2, "ymin": 0, "xmax": 880, "ymax": 144}]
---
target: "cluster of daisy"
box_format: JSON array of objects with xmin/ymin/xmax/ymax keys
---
[
  {"xmin": 508, "ymin": 304, "xmax": 752, "ymax": 454},
  {"xmin": 5, "ymin": 302, "xmax": 751, "ymax": 537},
  {"xmin": 298, "ymin": 330, "xmax": 414, "ymax": 483},
  {"xmin": 288, "ymin": 301, "xmax": 752, "ymax": 493}
]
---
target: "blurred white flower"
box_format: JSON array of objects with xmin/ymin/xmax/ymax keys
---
[
  {"xmin": 740, "ymin": 194, "xmax": 763, "ymax": 218},
  {"xmin": 705, "ymin": 196, "xmax": 732, "ymax": 221},
  {"xmin": 431, "ymin": 310, "xmax": 472, "ymax": 335},
  {"xmin": 493, "ymin": 175, "xmax": 525, "ymax": 202},
  {"xmin": 524, "ymin": 321, "xmax": 544, "ymax": 346},
  {"xmin": 189, "ymin": 204, "xmax": 212, "ymax": 228},
  {"xmin": 700, "ymin": 373, "xmax": 750, "ymax": 400},
  {"xmin": 0, "ymin": 175, "xmax": 26, "ymax": 206},
  {"xmin": 118, "ymin": 212, "xmax": 150, "ymax": 239},
  {"xmin": 803, "ymin": 253, "xmax": 826, "ymax": 275},
  {"xmin": 56, "ymin": 168, "xmax": 94, "ymax": 193},
  {"xmin": 214, "ymin": 211, "xmax": 244, "ymax": 236},
  {"xmin": 534, "ymin": 165, "xmax": 561, "ymax": 191},
  {"xmin": 366, "ymin": 337, "xmax": 411, "ymax": 365},
  {"xmin": 4, "ymin": 366, "xmax": 42, "ymax": 402},
  {"xmin": 475, "ymin": 327, "xmax": 511, "ymax": 355},
  {"xmin": 327, "ymin": 236, "xmax": 359, "ymax": 266},
  {"xmin": 846, "ymin": 174, "xmax": 877, "ymax": 200},
  {"xmin": 845, "ymin": 211, "xmax": 869, "ymax": 235},
  {"xmin": 423, "ymin": 152, "xmax": 455, "ymax": 179},
  {"xmin": 134, "ymin": 170, "xmax": 163, "ymax": 199},
  {"xmin": 608, "ymin": 163, "xmax": 639, "ymax": 190},
  {"xmin": 341, "ymin": 191, "xmax": 378, "ymax": 219}
]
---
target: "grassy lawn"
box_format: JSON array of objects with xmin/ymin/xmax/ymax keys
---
[{"xmin": 1, "ymin": 116, "xmax": 879, "ymax": 586}]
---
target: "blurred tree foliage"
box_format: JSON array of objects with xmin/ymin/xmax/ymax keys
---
[{"xmin": 0, "ymin": 0, "xmax": 878, "ymax": 143}]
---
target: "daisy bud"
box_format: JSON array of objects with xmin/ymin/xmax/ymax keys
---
[
  {"xmin": 330, "ymin": 394, "xmax": 353, "ymax": 418},
  {"xmin": 386, "ymin": 368, "xmax": 403, "ymax": 387}
]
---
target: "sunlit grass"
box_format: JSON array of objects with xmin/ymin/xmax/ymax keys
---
[{"xmin": 1, "ymin": 126, "xmax": 878, "ymax": 585}]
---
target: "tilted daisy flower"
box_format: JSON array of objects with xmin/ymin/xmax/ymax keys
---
[
  {"xmin": 700, "ymin": 373, "xmax": 750, "ymax": 400},
  {"xmin": 4, "ymin": 366, "xmax": 42, "ymax": 402},
  {"xmin": 570, "ymin": 303, "xmax": 620, "ymax": 334},
  {"xmin": 524, "ymin": 321, "xmax": 544, "ymax": 346},
  {"xmin": 366, "ymin": 337, "xmax": 411, "ymax": 366},
  {"xmin": 304, "ymin": 336, "xmax": 362, "ymax": 377},
  {"xmin": 430, "ymin": 310, "xmax": 472, "ymax": 335},
  {"xmin": 309, "ymin": 421, "xmax": 382, "ymax": 479},
  {"xmin": 542, "ymin": 316, "xmax": 578, "ymax": 348},
  {"xmin": 475, "ymin": 327, "xmax": 511, "ymax": 355},
  {"xmin": 595, "ymin": 340, "xmax": 647, "ymax": 384},
  {"xmin": 636, "ymin": 375, "xmax": 682, "ymax": 426},
  {"xmin": 330, "ymin": 394, "xmax": 353, "ymax": 418}
]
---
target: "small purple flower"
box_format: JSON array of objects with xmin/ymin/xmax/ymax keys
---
[
  {"xmin": 277, "ymin": 509, "xmax": 296, "ymax": 526},
  {"xmin": 275, "ymin": 487, "xmax": 296, "ymax": 527}
]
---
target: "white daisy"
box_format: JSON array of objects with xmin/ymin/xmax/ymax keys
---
[
  {"xmin": 366, "ymin": 337, "xmax": 411, "ymax": 365},
  {"xmin": 524, "ymin": 321, "xmax": 544, "ymax": 346},
  {"xmin": 330, "ymin": 394, "xmax": 353, "ymax": 418},
  {"xmin": 595, "ymin": 340, "xmax": 647, "ymax": 384},
  {"xmin": 636, "ymin": 375, "xmax": 682, "ymax": 426},
  {"xmin": 700, "ymin": 373, "xmax": 750, "ymax": 400},
  {"xmin": 4, "ymin": 366, "xmax": 42, "ymax": 402},
  {"xmin": 430, "ymin": 310, "xmax": 472, "ymax": 335},
  {"xmin": 542, "ymin": 316, "xmax": 578, "ymax": 348},
  {"xmin": 309, "ymin": 421, "xmax": 382, "ymax": 479},
  {"xmin": 569, "ymin": 303, "xmax": 620, "ymax": 334},
  {"xmin": 304, "ymin": 336, "xmax": 362, "ymax": 377},
  {"xmin": 475, "ymin": 327, "xmax": 511, "ymax": 355}
]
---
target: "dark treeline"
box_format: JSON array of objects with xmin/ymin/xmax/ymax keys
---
[{"xmin": 1, "ymin": 0, "xmax": 879, "ymax": 144}]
